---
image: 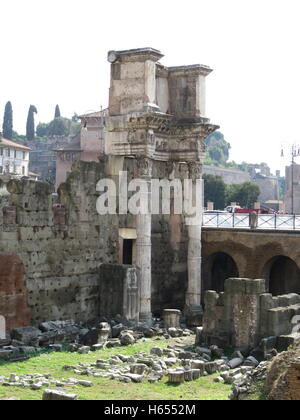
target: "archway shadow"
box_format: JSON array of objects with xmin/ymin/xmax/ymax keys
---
[{"xmin": 262, "ymin": 255, "xmax": 300, "ymax": 295}]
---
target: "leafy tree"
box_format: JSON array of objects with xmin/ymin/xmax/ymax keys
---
[
  {"xmin": 226, "ymin": 182, "xmax": 260, "ymax": 208},
  {"xmin": 54, "ymin": 105, "xmax": 61, "ymax": 119},
  {"xmin": 203, "ymin": 174, "xmax": 226, "ymax": 210},
  {"xmin": 70, "ymin": 120, "xmax": 81, "ymax": 136},
  {"xmin": 47, "ymin": 117, "xmax": 69, "ymax": 137},
  {"xmin": 36, "ymin": 115, "xmax": 81, "ymax": 139},
  {"xmin": 72, "ymin": 113, "xmax": 79, "ymax": 122},
  {"xmin": 2, "ymin": 101, "xmax": 13, "ymax": 139},
  {"xmin": 204, "ymin": 131, "xmax": 231, "ymax": 167},
  {"xmin": 26, "ymin": 105, "xmax": 37, "ymax": 140},
  {"xmin": 36, "ymin": 123, "xmax": 48, "ymax": 137}
]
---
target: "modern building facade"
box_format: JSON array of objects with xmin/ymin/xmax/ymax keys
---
[
  {"xmin": 54, "ymin": 110, "xmax": 107, "ymax": 188},
  {"xmin": 0, "ymin": 134, "xmax": 31, "ymax": 177}
]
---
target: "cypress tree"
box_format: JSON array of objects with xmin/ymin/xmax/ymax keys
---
[
  {"xmin": 26, "ymin": 105, "xmax": 37, "ymax": 140},
  {"xmin": 54, "ymin": 105, "xmax": 61, "ymax": 119},
  {"xmin": 2, "ymin": 101, "xmax": 13, "ymax": 139}
]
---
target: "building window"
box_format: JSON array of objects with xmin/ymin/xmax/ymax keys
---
[
  {"xmin": 14, "ymin": 150, "xmax": 17, "ymax": 158},
  {"xmin": 0, "ymin": 149, "xmax": 3, "ymax": 156},
  {"xmin": 0, "ymin": 167, "xmax": 3, "ymax": 174},
  {"xmin": 7, "ymin": 149, "xmax": 10, "ymax": 158},
  {"xmin": 22, "ymin": 166, "xmax": 25, "ymax": 175},
  {"xmin": 23, "ymin": 152, "xmax": 26, "ymax": 160}
]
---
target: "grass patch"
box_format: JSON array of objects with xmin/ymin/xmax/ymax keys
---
[{"xmin": 0, "ymin": 340, "xmax": 231, "ymax": 401}]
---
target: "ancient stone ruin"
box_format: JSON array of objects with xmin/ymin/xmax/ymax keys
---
[
  {"xmin": 202, "ymin": 277, "xmax": 300, "ymax": 353},
  {"xmin": 0, "ymin": 47, "xmax": 300, "ymax": 401},
  {"xmin": 0, "ymin": 48, "xmax": 219, "ymax": 331}
]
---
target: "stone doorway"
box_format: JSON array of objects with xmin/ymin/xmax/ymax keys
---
[
  {"xmin": 123, "ymin": 239, "xmax": 134, "ymax": 265},
  {"xmin": 119, "ymin": 229, "xmax": 137, "ymax": 266}
]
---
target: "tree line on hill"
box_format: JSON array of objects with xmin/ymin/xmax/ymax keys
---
[
  {"xmin": 204, "ymin": 131, "xmax": 261, "ymax": 208},
  {"xmin": 204, "ymin": 130, "xmax": 286, "ymax": 202},
  {"xmin": 1, "ymin": 101, "xmax": 81, "ymax": 143},
  {"xmin": 203, "ymin": 174, "xmax": 260, "ymax": 209}
]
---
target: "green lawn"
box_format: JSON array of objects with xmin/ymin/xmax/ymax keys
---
[{"xmin": 0, "ymin": 340, "xmax": 231, "ymax": 401}]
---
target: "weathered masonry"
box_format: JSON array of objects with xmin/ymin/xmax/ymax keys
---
[
  {"xmin": 203, "ymin": 277, "xmax": 300, "ymax": 352},
  {"xmin": 0, "ymin": 48, "xmax": 218, "ymax": 330},
  {"xmin": 104, "ymin": 48, "xmax": 218, "ymax": 325},
  {"xmin": 202, "ymin": 228, "xmax": 300, "ymax": 297},
  {"xmin": 0, "ymin": 165, "xmax": 118, "ymax": 330}
]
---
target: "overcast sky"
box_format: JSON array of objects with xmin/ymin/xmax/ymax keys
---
[{"xmin": 1, "ymin": 0, "xmax": 300, "ymax": 174}]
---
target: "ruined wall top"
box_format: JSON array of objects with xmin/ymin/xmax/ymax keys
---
[
  {"xmin": 108, "ymin": 48, "xmax": 164, "ymax": 64},
  {"xmin": 108, "ymin": 47, "xmax": 213, "ymax": 119}
]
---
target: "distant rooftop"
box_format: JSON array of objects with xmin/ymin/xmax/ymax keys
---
[
  {"xmin": 79, "ymin": 109, "xmax": 109, "ymax": 119},
  {"xmin": 0, "ymin": 134, "xmax": 31, "ymax": 151}
]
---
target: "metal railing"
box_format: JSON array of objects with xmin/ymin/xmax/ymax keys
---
[{"xmin": 202, "ymin": 213, "xmax": 300, "ymax": 231}]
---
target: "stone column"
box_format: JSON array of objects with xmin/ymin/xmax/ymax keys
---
[
  {"xmin": 185, "ymin": 162, "xmax": 203, "ymax": 326},
  {"xmin": 185, "ymin": 223, "xmax": 203, "ymax": 325},
  {"xmin": 163, "ymin": 309, "xmax": 181, "ymax": 329},
  {"xmin": 136, "ymin": 158, "xmax": 153, "ymax": 325},
  {"xmin": 224, "ymin": 278, "xmax": 266, "ymax": 351}
]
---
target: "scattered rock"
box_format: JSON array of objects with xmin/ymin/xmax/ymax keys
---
[
  {"xmin": 120, "ymin": 332, "xmax": 135, "ymax": 346},
  {"xmin": 150, "ymin": 347, "xmax": 163, "ymax": 357},
  {"xmin": 78, "ymin": 346, "xmax": 90, "ymax": 354},
  {"xmin": 10, "ymin": 327, "xmax": 41, "ymax": 346},
  {"xmin": 168, "ymin": 328, "xmax": 183, "ymax": 338},
  {"xmin": 228, "ymin": 358, "xmax": 244, "ymax": 369},
  {"xmin": 125, "ymin": 374, "xmax": 143, "ymax": 383},
  {"xmin": 78, "ymin": 380, "xmax": 92, "ymax": 387},
  {"xmin": 42, "ymin": 389, "xmax": 77, "ymax": 401}
]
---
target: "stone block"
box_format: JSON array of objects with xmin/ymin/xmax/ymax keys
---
[
  {"xmin": 225, "ymin": 278, "xmax": 266, "ymax": 295},
  {"xmin": 228, "ymin": 358, "xmax": 244, "ymax": 369},
  {"xmin": 163, "ymin": 309, "xmax": 181, "ymax": 329},
  {"xmin": 11, "ymin": 327, "xmax": 41, "ymax": 346},
  {"xmin": 42, "ymin": 389, "xmax": 77, "ymax": 401}
]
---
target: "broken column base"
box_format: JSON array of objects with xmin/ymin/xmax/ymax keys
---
[
  {"xmin": 163, "ymin": 309, "xmax": 181, "ymax": 329},
  {"xmin": 184, "ymin": 305, "xmax": 203, "ymax": 328},
  {"xmin": 139, "ymin": 313, "xmax": 153, "ymax": 327}
]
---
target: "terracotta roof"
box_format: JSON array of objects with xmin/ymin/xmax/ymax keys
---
[
  {"xmin": 79, "ymin": 109, "xmax": 108, "ymax": 119},
  {"xmin": 0, "ymin": 137, "xmax": 31, "ymax": 151}
]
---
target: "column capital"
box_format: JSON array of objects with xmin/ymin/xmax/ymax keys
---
[
  {"xmin": 188, "ymin": 162, "xmax": 202, "ymax": 181},
  {"xmin": 136, "ymin": 157, "xmax": 153, "ymax": 178}
]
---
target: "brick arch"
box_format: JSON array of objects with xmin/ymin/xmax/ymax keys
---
[
  {"xmin": 202, "ymin": 251, "xmax": 239, "ymax": 293},
  {"xmin": 0, "ymin": 253, "xmax": 31, "ymax": 331},
  {"xmin": 262, "ymin": 255, "xmax": 300, "ymax": 296}
]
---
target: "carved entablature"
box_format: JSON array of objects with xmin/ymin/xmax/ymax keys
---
[
  {"xmin": 127, "ymin": 129, "xmax": 156, "ymax": 146},
  {"xmin": 127, "ymin": 113, "xmax": 173, "ymax": 131},
  {"xmin": 106, "ymin": 112, "xmax": 218, "ymax": 162}
]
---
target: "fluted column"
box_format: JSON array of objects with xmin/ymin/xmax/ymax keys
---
[
  {"xmin": 136, "ymin": 157, "xmax": 153, "ymax": 325},
  {"xmin": 186, "ymin": 223, "xmax": 202, "ymax": 308},
  {"xmin": 185, "ymin": 162, "xmax": 203, "ymax": 326}
]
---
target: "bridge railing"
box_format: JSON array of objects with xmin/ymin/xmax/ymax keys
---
[{"xmin": 202, "ymin": 213, "xmax": 300, "ymax": 230}]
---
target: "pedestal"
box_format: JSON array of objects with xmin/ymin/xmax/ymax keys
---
[{"xmin": 163, "ymin": 309, "xmax": 181, "ymax": 329}]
